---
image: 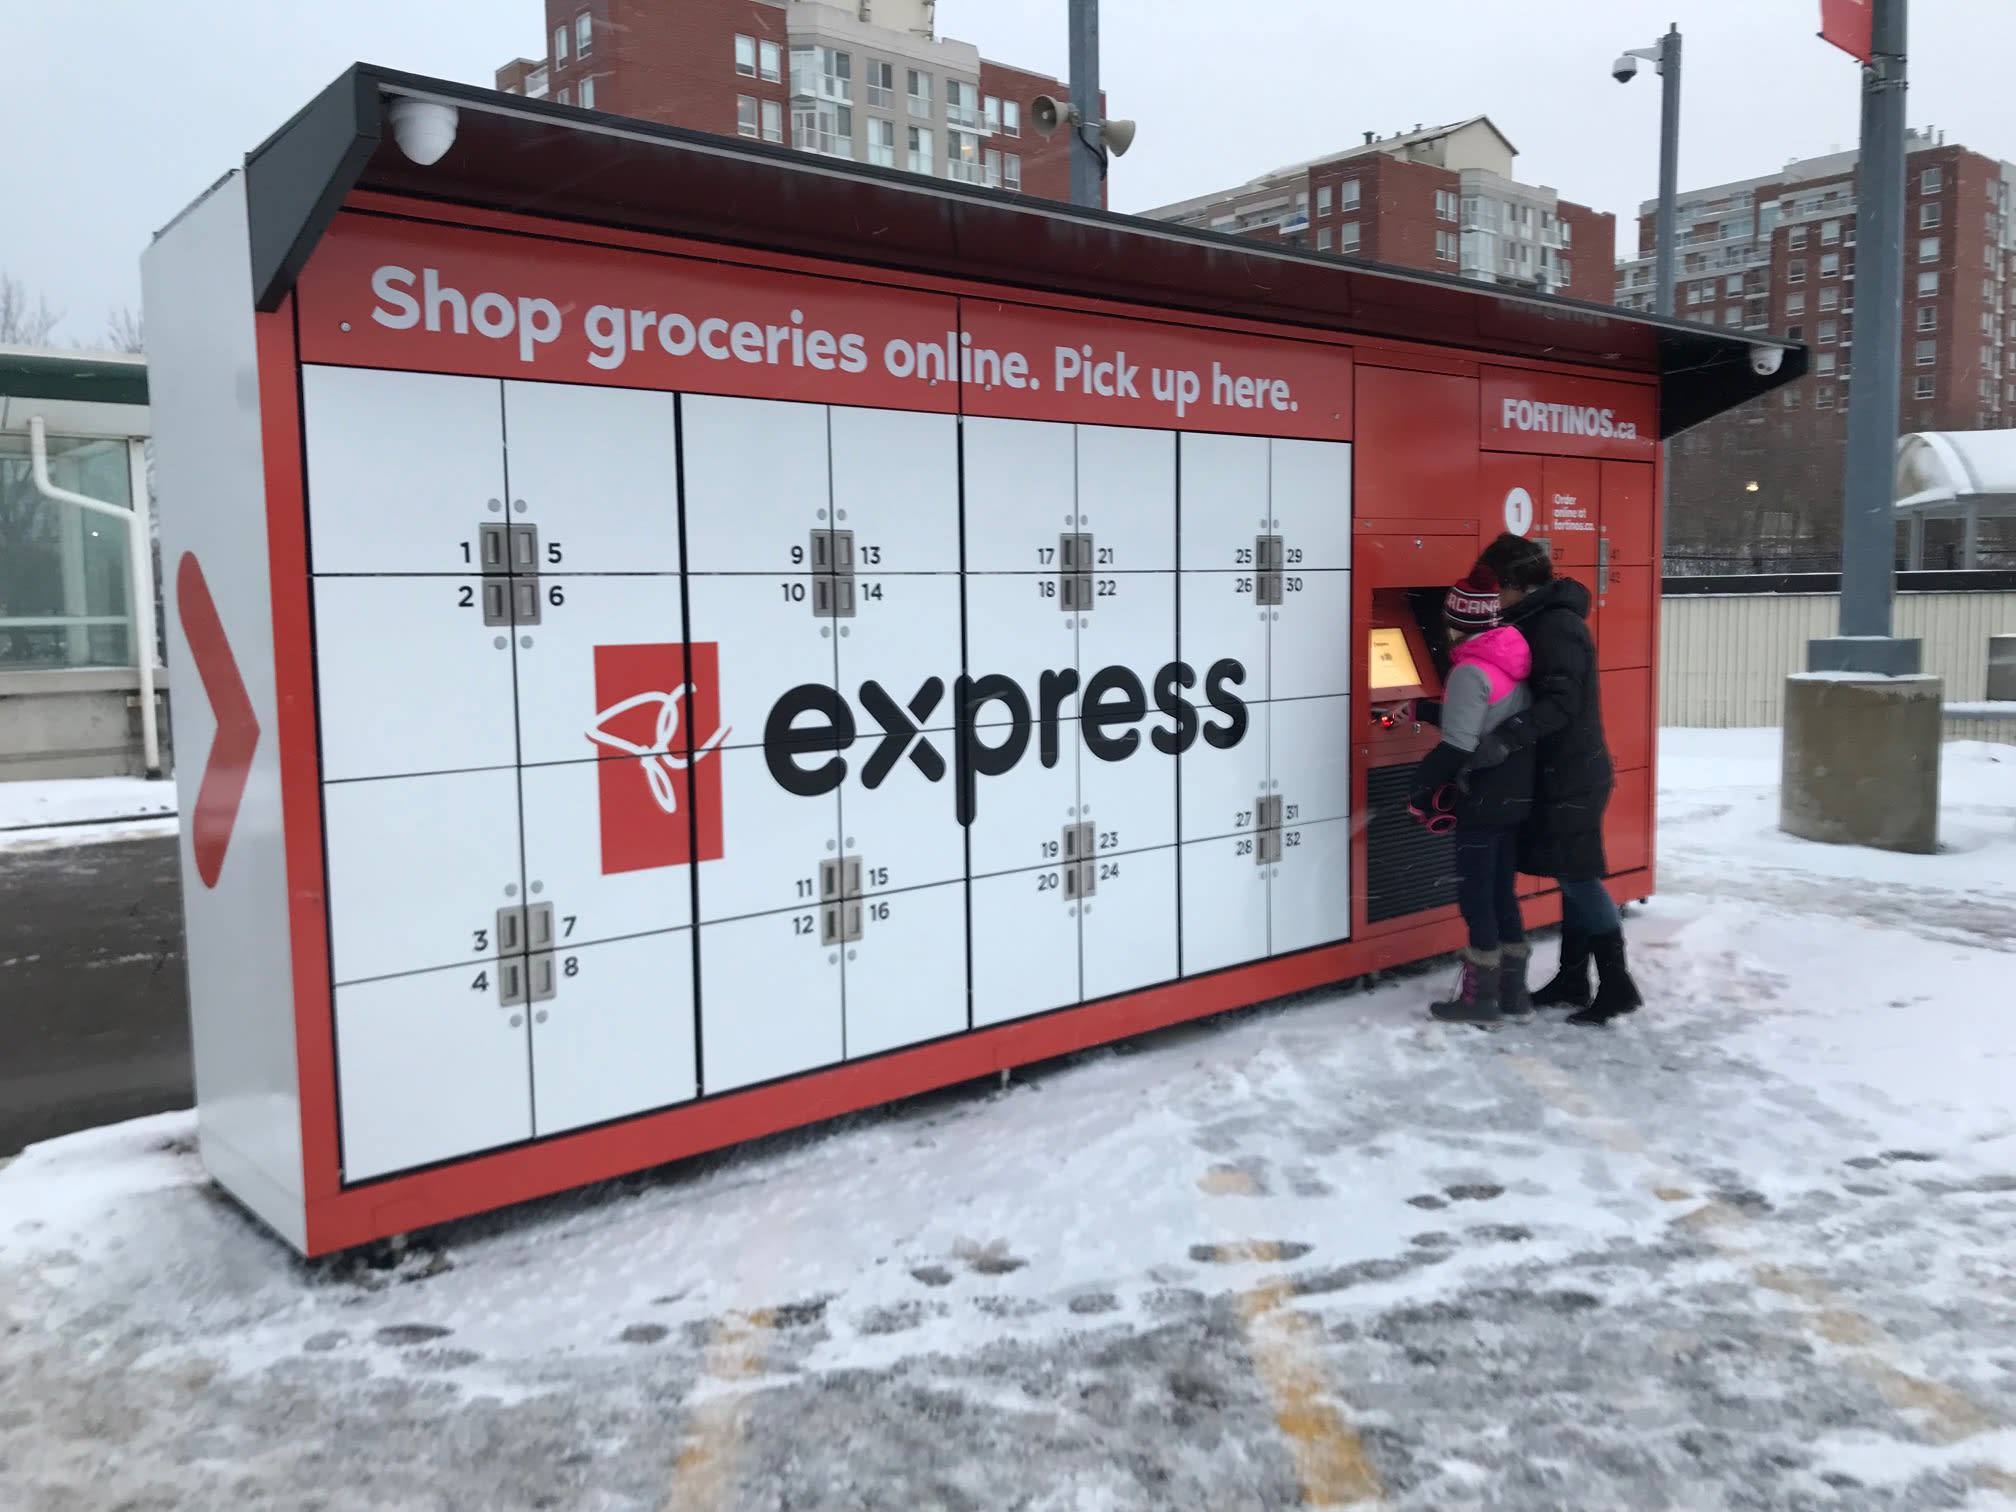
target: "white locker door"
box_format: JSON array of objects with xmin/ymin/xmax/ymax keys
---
[
  {"xmin": 966, "ymin": 718, "xmax": 1078, "ymax": 879},
  {"xmin": 1270, "ymin": 815, "xmax": 1353, "ymax": 956},
  {"xmin": 518, "ymin": 757, "xmax": 694, "ymax": 947},
  {"xmin": 1078, "ymin": 572, "xmax": 1176, "ymax": 703},
  {"xmin": 531, "ymin": 929, "xmax": 698, "ymax": 1136},
  {"xmin": 1269, "ymin": 570, "xmax": 1353, "ymax": 703},
  {"xmin": 1078, "ymin": 717, "xmax": 1178, "ymax": 859},
  {"xmin": 1080, "ymin": 845, "xmax": 1179, "ymax": 1002},
  {"xmin": 829, "ymin": 407, "xmax": 960, "ymax": 573},
  {"xmin": 681, "ymin": 396, "xmax": 831, "ymax": 573},
  {"xmin": 1269, "ymin": 439, "xmax": 1354, "ymax": 571},
  {"xmin": 1178, "ymin": 697, "xmax": 1270, "ymax": 843},
  {"xmin": 837, "ymin": 750, "xmax": 965, "ymax": 895},
  {"xmin": 963, "ymin": 418, "xmax": 1076, "ymax": 573},
  {"xmin": 1178, "ymin": 571, "xmax": 1271, "ymax": 706},
  {"xmin": 1178, "ymin": 432, "xmax": 1270, "ymax": 572},
  {"xmin": 964, "ymin": 573, "xmax": 1079, "ymax": 728},
  {"xmin": 324, "ymin": 768, "xmax": 523, "ymax": 985},
  {"xmin": 970, "ymin": 866, "xmax": 1080, "ymax": 1028},
  {"xmin": 336, "ymin": 962, "xmax": 532, "ymax": 1181},
  {"xmin": 515, "ymin": 575, "xmax": 687, "ymax": 769},
  {"xmin": 843, "ymin": 881, "xmax": 968, "ymax": 1058},
  {"xmin": 502, "ymin": 382, "xmax": 682, "ymax": 573},
  {"xmin": 1179, "ymin": 836, "xmax": 1272, "ymax": 977},
  {"xmin": 699, "ymin": 908, "xmax": 844, "ymax": 1092},
  {"xmin": 302, "ymin": 367, "xmax": 504, "ymax": 576},
  {"xmin": 698, "ymin": 743, "xmax": 843, "ymax": 923},
  {"xmin": 1266, "ymin": 695, "xmax": 1354, "ymax": 828},
  {"xmin": 836, "ymin": 573, "xmax": 961, "ymax": 737},
  {"xmin": 686, "ymin": 574, "xmax": 840, "ymax": 757},
  {"xmin": 1077, "ymin": 426, "xmax": 1176, "ymax": 572},
  {"xmin": 313, "ymin": 576, "xmax": 519, "ymax": 781}
]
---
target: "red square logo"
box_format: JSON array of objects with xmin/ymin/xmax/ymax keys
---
[{"xmin": 589, "ymin": 643, "xmax": 728, "ymax": 874}]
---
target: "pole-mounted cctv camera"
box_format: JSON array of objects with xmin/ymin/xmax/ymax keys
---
[
  {"xmin": 1612, "ymin": 54, "xmax": 1640, "ymax": 83},
  {"xmin": 1749, "ymin": 345, "xmax": 1785, "ymax": 378},
  {"xmin": 388, "ymin": 99, "xmax": 459, "ymax": 166}
]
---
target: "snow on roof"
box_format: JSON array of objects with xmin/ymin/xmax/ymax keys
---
[{"xmin": 1894, "ymin": 429, "xmax": 2016, "ymax": 510}]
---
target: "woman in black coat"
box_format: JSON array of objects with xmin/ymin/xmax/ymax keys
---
[{"xmin": 1470, "ymin": 533, "xmax": 1643, "ymax": 1024}]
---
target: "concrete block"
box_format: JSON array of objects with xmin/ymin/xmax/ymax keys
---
[{"xmin": 1781, "ymin": 673, "xmax": 1944, "ymax": 854}]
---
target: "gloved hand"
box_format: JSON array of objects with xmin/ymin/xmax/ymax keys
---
[{"xmin": 1467, "ymin": 729, "xmax": 1512, "ymax": 773}]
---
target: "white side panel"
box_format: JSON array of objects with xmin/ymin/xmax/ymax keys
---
[
  {"xmin": 301, "ymin": 366, "xmax": 504, "ymax": 575},
  {"xmin": 966, "ymin": 720, "xmax": 1078, "ymax": 878},
  {"xmin": 143, "ymin": 174, "xmax": 304, "ymax": 1247},
  {"xmin": 1178, "ymin": 432, "xmax": 1269, "ymax": 571},
  {"xmin": 502, "ymin": 381, "xmax": 681, "ymax": 573},
  {"xmin": 687, "ymin": 574, "xmax": 838, "ymax": 751},
  {"xmin": 970, "ymin": 867, "xmax": 1080, "ymax": 1026},
  {"xmin": 518, "ymin": 757, "xmax": 694, "ymax": 943},
  {"xmin": 1077, "ymin": 426, "xmax": 1176, "ymax": 571},
  {"xmin": 1081, "ymin": 846, "xmax": 1179, "ymax": 1001},
  {"xmin": 964, "ymin": 573, "xmax": 1079, "ymax": 725},
  {"xmin": 1269, "ymin": 439, "xmax": 1354, "ymax": 571},
  {"xmin": 843, "ymin": 881, "xmax": 968, "ymax": 1058},
  {"xmin": 699, "ymin": 909, "xmax": 844, "ymax": 1092},
  {"xmin": 515, "ymin": 574, "xmax": 687, "ymax": 768},
  {"xmin": 1267, "ymin": 695, "xmax": 1354, "ymax": 827},
  {"xmin": 531, "ymin": 929, "xmax": 698, "ymax": 1136},
  {"xmin": 699, "ymin": 743, "xmax": 841, "ymax": 922},
  {"xmin": 963, "ymin": 418, "xmax": 1076, "ymax": 572},
  {"xmin": 829, "ymin": 407, "xmax": 960, "ymax": 573},
  {"xmin": 1269, "ymin": 570, "xmax": 1354, "ymax": 703},
  {"xmin": 1270, "ymin": 816, "xmax": 1354, "ymax": 956},
  {"xmin": 835, "ymin": 573, "xmax": 961, "ymax": 729},
  {"xmin": 334, "ymin": 963, "xmax": 533, "ymax": 1181},
  {"xmin": 323, "ymin": 769, "xmax": 523, "ymax": 984},
  {"xmin": 1178, "ymin": 699, "xmax": 1269, "ymax": 843},
  {"xmin": 1179, "ymin": 836, "xmax": 1271, "ymax": 976},
  {"xmin": 313, "ymin": 577, "xmax": 518, "ymax": 780},
  {"xmin": 681, "ymin": 395, "xmax": 830, "ymax": 573}
]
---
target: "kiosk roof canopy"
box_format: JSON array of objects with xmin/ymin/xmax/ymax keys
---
[{"xmin": 227, "ymin": 65, "xmax": 1804, "ymax": 440}]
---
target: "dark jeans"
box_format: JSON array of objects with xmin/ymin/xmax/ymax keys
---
[
  {"xmin": 1559, "ymin": 876, "xmax": 1622, "ymax": 936},
  {"xmin": 1454, "ymin": 826, "xmax": 1527, "ymax": 953}
]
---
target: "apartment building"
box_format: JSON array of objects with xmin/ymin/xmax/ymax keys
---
[
  {"xmin": 1139, "ymin": 118, "xmax": 1616, "ymax": 303},
  {"xmin": 495, "ymin": 0, "xmax": 1078, "ymax": 202}
]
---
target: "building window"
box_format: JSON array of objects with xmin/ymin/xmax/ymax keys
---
[
  {"xmin": 1725, "ymin": 307, "xmax": 1743, "ymax": 327},
  {"xmin": 867, "ymin": 60, "xmax": 895, "ymax": 108},
  {"xmin": 0, "ymin": 434, "xmax": 141, "ymax": 670},
  {"xmin": 737, "ymin": 95, "xmax": 758, "ymax": 138},
  {"xmin": 946, "ymin": 80, "xmax": 981, "ymax": 130},
  {"xmin": 1922, "ymin": 165, "xmax": 1943, "ymax": 194},
  {"xmin": 868, "ymin": 117, "xmax": 896, "ymax": 167},
  {"xmin": 1784, "ymin": 389, "xmax": 1801, "ymax": 410},
  {"xmin": 1921, "ymin": 202, "xmax": 1942, "ymax": 229},
  {"xmin": 1821, "ymin": 220, "xmax": 1841, "ymax": 244},
  {"xmin": 1317, "ymin": 227, "xmax": 1333, "ymax": 252},
  {"xmin": 525, "ymin": 65, "xmax": 549, "ymax": 98},
  {"xmin": 1317, "ymin": 184, "xmax": 1332, "ymax": 216},
  {"xmin": 983, "ymin": 95, "xmax": 1000, "ymax": 132},
  {"xmin": 1789, "ymin": 259, "xmax": 1806, "ymax": 283},
  {"xmin": 794, "ymin": 101, "xmax": 853, "ymax": 158},
  {"xmin": 1341, "ymin": 179, "xmax": 1361, "ymax": 212},
  {"xmin": 576, "ymin": 12, "xmax": 592, "ymax": 56},
  {"xmin": 1436, "ymin": 190, "xmax": 1458, "ymax": 222},
  {"xmin": 762, "ymin": 99, "xmax": 782, "ymax": 143},
  {"xmin": 1820, "ymin": 319, "xmax": 1838, "ymax": 344},
  {"xmin": 760, "ymin": 40, "xmax": 782, "ymax": 83},
  {"xmin": 555, "ymin": 25, "xmax": 569, "ymax": 63},
  {"xmin": 1437, "ymin": 231, "xmax": 1459, "ymax": 263},
  {"xmin": 1820, "ymin": 252, "xmax": 1840, "ymax": 277},
  {"xmin": 907, "ymin": 70, "xmax": 932, "ymax": 118},
  {"xmin": 1919, "ymin": 271, "xmax": 1940, "ymax": 297},
  {"xmin": 1559, "ymin": 256, "xmax": 1572, "ymax": 283},
  {"xmin": 1817, "ymin": 385, "xmax": 1835, "ymax": 408},
  {"xmin": 1920, "ymin": 236, "xmax": 1941, "ymax": 263},
  {"xmin": 1817, "ymin": 352, "xmax": 1837, "ymax": 374},
  {"xmin": 1789, "ymin": 226, "xmax": 1808, "ymax": 250},
  {"xmin": 734, "ymin": 34, "xmax": 754, "ymax": 76},
  {"xmin": 1726, "ymin": 274, "xmax": 1743, "ymax": 297},
  {"xmin": 1917, "ymin": 338, "xmax": 1938, "ymax": 366},
  {"xmin": 1004, "ymin": 153, "xmax": 1020, "ymax": 191},
  {"xmin": 1688, "ymin": 283, "xmax": 1706, "ymax": 305},
  {"xmin": 1820, "ymin": 287, "xmax": 1840, "ymax": 311},
  {"xmin": 1787, "ymin": 324, "xmax": 1804, "ymax": 341},
  {"xmin": 908, "ymin": 125, "xmax": 933, "ymax": 174},
  {"xmin": 1786, "ymin": 292, "xmax": 1807, "ymax": 317},
  {"xmin": 577, "ymin": 75, "xmax": 596, "ymax": 110},
  {"xmin": 792, "ymin": 46, "xmax": 852, "ymax": 102},
  {"xmin": 558, "ymin": 86, "xmax": 572, "ymax": 105},
  {"xmin": 1003, "ymin": 100, "xmax": 1021, "ymax": 136},
  {"xmin": 947, "ymin": 127, "xmax": 983, "ymax": 183},
  {"xmin": 1560, "ymin": 218, "xmax": 1572, "ymax": 246}
]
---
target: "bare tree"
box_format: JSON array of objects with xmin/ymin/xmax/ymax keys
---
[
  {"xmin": 104, "ymin": 306, "xmax": 144, "ymax": 355},
  {"xmin": 0, "ymin": 273, "xmax": 63, "ymax": 346}
]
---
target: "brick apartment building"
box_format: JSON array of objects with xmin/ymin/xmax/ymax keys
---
[
  {"xmin": 494, "ymin": 0, "xmax": 1080, "ymax": 203},
  {"xmin": 1615, "ymin": 134, "xmax": 2016, "ymax": 568},
  {"xmin": 1140, "ymin": 119, "xmax": 1617, "ymax": 304}
]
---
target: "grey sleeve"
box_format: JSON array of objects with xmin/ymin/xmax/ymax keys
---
[{"xmin": 1438, "ymin": 665, "xmax": 1490, "ymax": 753}]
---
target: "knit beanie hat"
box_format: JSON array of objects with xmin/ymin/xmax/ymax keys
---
[{"xmin": 1445, "ymin": 566, "xmax": 1502, "ymax": 632}]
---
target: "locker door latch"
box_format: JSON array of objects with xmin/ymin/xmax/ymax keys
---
[
  {"xmin": 1059, "ymin": 533, "xmax": 1094, "ymax": 612},
  {"xmin": 478, "ymin": 520, "xmax": 542, "ymax": 626},
  {"xmin": 1060, "ymin": 822, "xmax": 1097, "ymax": 899},
  {"xmin": 497, "ymin": 903, "xmax": 561, "ymax": 1006},
  {"xmin": 1254, "ymin": 794, "xmax": 1285, "ymax": 866},
  {"xmin": 810, "ymin": 530, "xmax": 858, "ymax": 619},
  {"xmin": 1597, "ymin": 536, "xmax": 1611, "ymax": 595},
  {"xmin": 1255, "ymin": 535, "xmax": 1285, "ymax": 606},
  {"xmin": 820, "ymin": 855, "xmax": 865, "ymax": 943}
]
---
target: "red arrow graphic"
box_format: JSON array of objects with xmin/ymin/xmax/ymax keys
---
[{"xmin": 177, "ymin": 553, "xmax": 261, "ymax": 889}]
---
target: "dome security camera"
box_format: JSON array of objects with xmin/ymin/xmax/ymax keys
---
[
  {"xmin": 1749, "ymin": 345, "xmax": 1785, "ymax": 378},
  {"xmin": 1612, "ymin": 54, "xmax": 1640, "ymax": 83},
  {"xmin": 388, "ymin": 99, "xmax": 459, "ymax": 167}
]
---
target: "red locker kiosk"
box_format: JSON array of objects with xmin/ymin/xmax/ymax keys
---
[{"xmin": 144, "ymin": 67, "xmax": 1802, "ymax": 1254}]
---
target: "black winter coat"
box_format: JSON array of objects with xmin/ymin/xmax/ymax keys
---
[{"xmin": 1476, "ymin": 578, "xmax": 1613, "ymax": 881}]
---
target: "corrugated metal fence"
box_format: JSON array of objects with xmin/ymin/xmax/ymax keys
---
[{"xmin": 1660, "ymin": 589, "xmax": 2016, "ymax": 728}]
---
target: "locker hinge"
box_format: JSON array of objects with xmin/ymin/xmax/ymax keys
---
[
  {"xmin": 1059, "ymin": 533, "xmax": 1094, "ymax": 611},
  {"xmin": 1597, "ymin": 536, "xmax": 1611, "ymax": 595},
  {"xmin": 810, "ymin": 530, "xmax": 858, "ymax": 618}
]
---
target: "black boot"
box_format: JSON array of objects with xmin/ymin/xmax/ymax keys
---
[
  {"xmin": 1431, "ymin": 947, "xmax": 1503, "ymax": 1025},
  {"xmin": 1499, "ymin": 942, "xmax": 1533, "ymax": 1018},
  {"xmin": 1567, "ymin": 931, "xmax": 1643, "ymax": 1026},
  {"xmin": 1532, "ymin": 928, "xmax": 1593, "ymax": 1009}
]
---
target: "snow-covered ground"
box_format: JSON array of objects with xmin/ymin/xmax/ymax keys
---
[
  {"xmin": 0, "ymin": 776, "xmax": 176, "ymax": 851},
  {"xmin": 4, "ymin": 732, "xmax": 2015, "ymax": 1511}
]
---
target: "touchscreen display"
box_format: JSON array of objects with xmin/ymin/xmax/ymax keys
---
[{"xmin": 1368, "ymin": 626, "xmax": 1420, "ymax": 692}]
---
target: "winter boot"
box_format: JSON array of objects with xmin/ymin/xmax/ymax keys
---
[
  {"xmin": 1498, "ymin": 942, "xmax": 1534, "ymax": 1018},
  {"xmin": 1567, "ymin": 931, "xmax": 1643, "ymax": 1026},
  {"xmin": 1431, "ymin": 947, "xmax": 1503, "ymax": 1025},
  {"xmin": 1532, "ymin": 928, "xmax": 1593, "ymax": 1009}
]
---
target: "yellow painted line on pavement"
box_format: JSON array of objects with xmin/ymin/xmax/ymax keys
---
[{"xmin": 663, "ymin": 1306, "xmax": 776, "ymax": 1512}]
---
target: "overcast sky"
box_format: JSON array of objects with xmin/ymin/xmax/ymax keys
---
[{"xmin": 7, "ymin": 0, "xmax": 2015, "ymax": 345}]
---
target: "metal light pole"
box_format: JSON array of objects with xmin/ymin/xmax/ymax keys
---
[
  {"xmin": 1618, "ymin": 24, "xmax": 1682, "ymax": 317},
  {"xmin": 1820, "ymin": 0, "xmax": 1913, "ymax": 670},
  {"xmin": 1066, "ymin": 0, "xmax": 1102, "ymax": 208}
]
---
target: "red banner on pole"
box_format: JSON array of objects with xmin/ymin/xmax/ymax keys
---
[{"xmin": 1819, "ymin": 0, "xmax": 1874, "ymax": 62}]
